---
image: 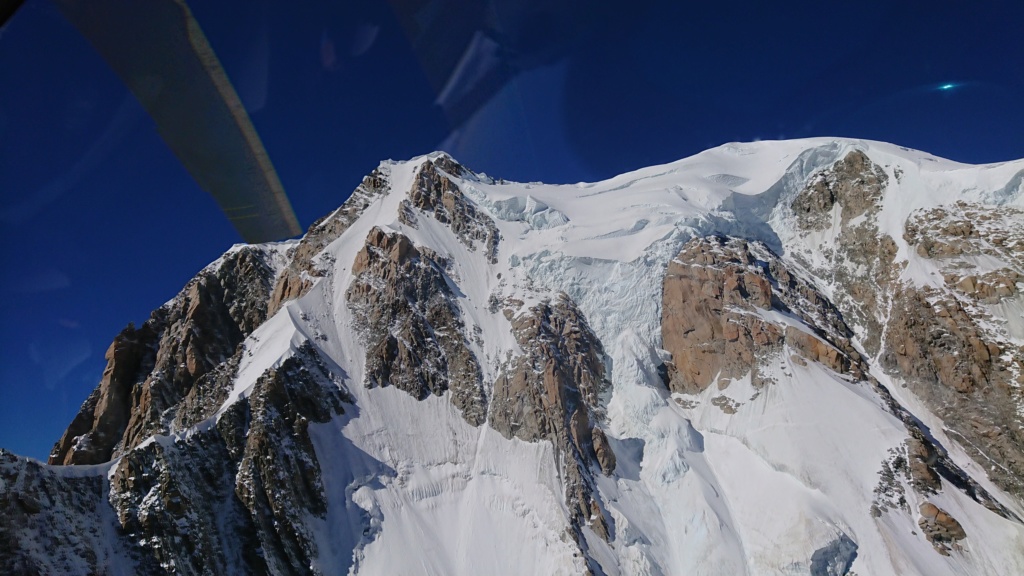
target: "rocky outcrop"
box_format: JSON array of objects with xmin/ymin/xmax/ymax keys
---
[
  {"xmin": 400, "ymin": 154, "xmax": 500, "ymax": 263},
  {"xmin": 108, "ymin": 423, "xmax": 262, "ymax": 574},
  {"xmin": 789, "ymin": 150, "xmax": 898, "ymax": 356},
  {"xmin": 791, "ymin": 149, "xmax": 887, "ymax": 229},
  {"xmin": 945, "ymin": 268, "xmax": 1023, "ymax": 304},
  {"xmin": 223, "ymin": 345, "xmax": 348, "ymax": 574},
  {"xmin": 171, "ymin": 350, "xmax": 242, "ymax": 431},
  {"xmin": 107, "ymin": 344, "xmax": 347, "ymax": 575},
  {"xmin": 662, "ymin": 236, "xmax": 783, "ymax": 392},
  {"xmin": 657, "ymin": 234, "xmax": 1010, "ymax": 531},
  {"xmin": 905, "ymin": 433, "xmax": 942, "ymax": 494},
  {"xmin": 347, "ymin": 221, "xmax": 615, "ymax": 554},
  {"xmin": 0, "ymin": 449, "xmax": 149, "ymax": 574},
  {"xmin": 889, "ymin": 200, "xmax": 1024, "ymax": 500},
  {"xmin": 490, "ymin": 295, "xmax": 614, "ymax": 547},
  {"xmin": 662, "ymin": 235, "xmax": 859, "ymax": 394},
  {"xmin": 268, "ymin": 165, "xmax": 391, "ymax": 316},
  {"xmin": 592, "ymin": 426, "xmax": 616, "ymax": 476},
  {"xmin": 346, "ymin": 226, "xmax": 487, "ymax": 425},
  {"xmin": 5, "ymin": 343, "xmax": 348, "ymax": 576},
  {"xmin": 883, "ymin": 288, "xmax": 1006, "ymax": 395},
  {"xmin": 918, "ymin": 502, "xmax": 967, "ymax": 555},
  {"xmin": 489, "ymin": 296, "xmax": 607, "ymax": 442},
  {"xmin": 868, "ymin": 403, "xmax": 1017, "ymax": 529},
  {"xmin": 785, "ymin": 151, "xmax": 1024, "ymax": 504},
  {"xmin": 905, "ymin": 201, "xmax": 1024, "ymax": 270},
  {"xmin": 882, "ymin": 284, "xmax": 1024, "ymax": 497},
  {"xmin": 50, "ymin": 246, "xmax": 281, "ymax": 465},
  {"xmin": 784, "ymin": 326, "xmax": 851, "ymax": 375},
  {"xmin": 871, "ymin": 446, "xmax": 911, "ymax": 517},
  {"xmin": 48, "ymin": 322, "xmax": 160, "ymax": 466}
]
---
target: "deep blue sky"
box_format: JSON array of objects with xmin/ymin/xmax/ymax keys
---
[{"xmin": 2, "ymin": 0, "xmax": 1023, "ymax": 460}]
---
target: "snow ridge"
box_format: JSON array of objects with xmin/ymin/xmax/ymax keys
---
[{"xmin": 5, "ymin": 138, "xmax": 1024, "ymax": 575}]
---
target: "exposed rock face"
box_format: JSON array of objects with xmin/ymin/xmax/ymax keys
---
[
  {"xmin": 883, "ymin": 280, "xmax": 1024, "ymax": 499},
  {"xmin": 490, "ymin": 295, "xmax": 614, "ymax": 545},
  {"xmin": 884, "ymin": 288, "xmax": 1006, "ymax": 395},
  {"xmin": 346, "ymin": 226, "xmax": 487, "ymax": 425},
  {"xmin": 47, "ymin": 322, "xmax": 160, "ymax": 466},
  {"xmin": 791, "ymin": 149, "xmax": 887, "ymax": 229},
  {"xmin": 789, "ymin": 150, "xmax": 897, "ymax": 356},
  {"xmin": 918, "ymin": 502, "xmax": 967, "ymax": 555},
  {"xmin": 886, "ymin": 201, "xmax": 1024, "ymax": 499},
  {"xmin": 664, "ymin": 233, "xmax": 1016, "ymax": 534},
  {"xmin": 489, "ymin": 296, "xmax": 607, "ymax": 442},
  {"xmin": 0, "ymin": 449, "xmax": 146, "ymax": 574},
  {"xmin": 400, "ymin": 154, "xmax": 500, "ymax": 262},
  {"xmin": 7, "ymin": 145, "xmax": 1024, "ymax": 574},
  {"xmin": 662, "ymin": 235, "xmax": 858, "ymax": 394},
  {"xmin": 946, "ymin": 268, "xmax": 1023, "ymax": 304},
  {"xmin": 592, "ymin": 426, "xmax": 616, "ymax": 476},
  {"xmin": 783, "ymin": 151, "xmax": 1024, "ymax": 503},
  {"xmin": 869, "ymin": 415, "xmax": 1015, "ymax": 527},
  {"xmin": 108, "ymin": 344, "xmax": 347, "ymax": 575},
  {"xmin": 50, "ymin": 246, "xmax": 281, "ymax": 465},
  {"xmin": 171, "ymin": 350, "xmax": 242, "ymax": 431},
  {"xmin": 5, "ymin": 343, "xmax": 348, "ymax": 576},
  {"xmin": 905, "ymin": 433, "xmax": 942, "ymax": 494},
  {"xmin": 268, "ymin": 165, "xmax": 391, "ymax": 316},
  {"xmin": 21, "ymin": 152, "xmax": 620, "ymax": 573},
  {"xmin": 905, "ymin": 201, "xmax": 1024, "ymax": 270},
  {"xmin": 662, "ymin": 236, "xmax": 783, "ymax": 392}
]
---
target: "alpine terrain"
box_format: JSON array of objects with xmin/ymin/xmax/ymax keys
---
[{"xmin": 2, "ymin": 138, "xmax": 1024, "ymax": 575}]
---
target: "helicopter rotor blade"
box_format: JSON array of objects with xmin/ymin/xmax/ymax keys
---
[{"xmin": 51, "ymin": 0, "xmax": 302, "ymax": 243}]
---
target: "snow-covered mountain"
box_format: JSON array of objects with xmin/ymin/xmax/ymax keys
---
[{"xmin": 2, "ymin": 138, "xmax": 1023, "ymax": 575}]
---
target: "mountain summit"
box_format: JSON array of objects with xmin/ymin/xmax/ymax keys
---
[{"xmin": 3, "ymin": 138, "xmax": 1023, "ymax": 574}]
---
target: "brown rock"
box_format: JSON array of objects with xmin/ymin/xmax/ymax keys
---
[
  {"xmin": 918, "ymin": 501, "xmax": 967, "ymax": 553},
  {"xmin": 268, "ymin": 164, "xmax": 390, "ymax": 316},
  {"xmin": 790, "ymin": 151, "xmax": 898, "ymax": 357},
  {"xmin": 49, "ymin": 323, "xmax": 158, "ymax": 465},
  {"xmin": 957, "ymin": 275, "xmax": 977, "ymax": 294},
  {"xmin": 785, "ymin": 327, "xmax": 850, "ymax": 374},
  {"xmin": 880, "ymin": 283, "xmax": 1024, "ymax": 498},
  {"xmin": 791, "ymin": 150, "xmax": 887, "ymax": 230},
  {"xmin": 711, "ymin": 395, "xmax": 739, "ymax": 414},
  {"xmin": 488, "ymin": 295, "xmax": 614, "ymax": 543},
  {"xmin": 347, "ymin": 227, "xmax": 488, "ymax": 426},
  {"xmin": 407, "ymin": 155, "xmax": 500, "ymax": 263},
  {"xmin": 592, "ymin": 427, "xmax": 616, "ymax": 476},
  {"xmin": 50, "ymin": 246, "xmax": 279, "ymax": 465},
  {"xmin": 919, "ymin": 502, "xmax": 939, "ymax": 520},
  {"xmin": 906, "ymin": 435, "xmax": 941, "ymax": 493},
  {"xmin": 490, "ymin": 296, "xmax": 607, "ymax": 443},
  {"xmin": 662, "ymin": 235, "xmax": 856, "ymax": 394}
]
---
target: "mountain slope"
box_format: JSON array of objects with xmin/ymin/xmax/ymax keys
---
[{"xmin": 2, "ymin": 138, "xmax": 1023, "ymax": 575}]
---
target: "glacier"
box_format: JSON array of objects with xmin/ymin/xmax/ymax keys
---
[{"xmin": 3, "ymin": 137, "xmax": 1023, "ymax": 575}]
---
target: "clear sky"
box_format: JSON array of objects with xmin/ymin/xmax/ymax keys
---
[{"xmin": 1, "ymin": 0, "xmax": 1023, "ymax": 460}]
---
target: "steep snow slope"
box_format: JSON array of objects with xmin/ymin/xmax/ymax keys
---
[
  {"xmin": 3, "ymin": 138, "xmax": 1023, "ymax": 575},
  {"xmin": 221, "ymin": 138, "xmax": 1023, "ymax": 575}
]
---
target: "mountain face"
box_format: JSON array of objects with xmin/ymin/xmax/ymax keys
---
[{"xmin": 2, "ymin": 138, "xmax": 1024, "ymax": 575}]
